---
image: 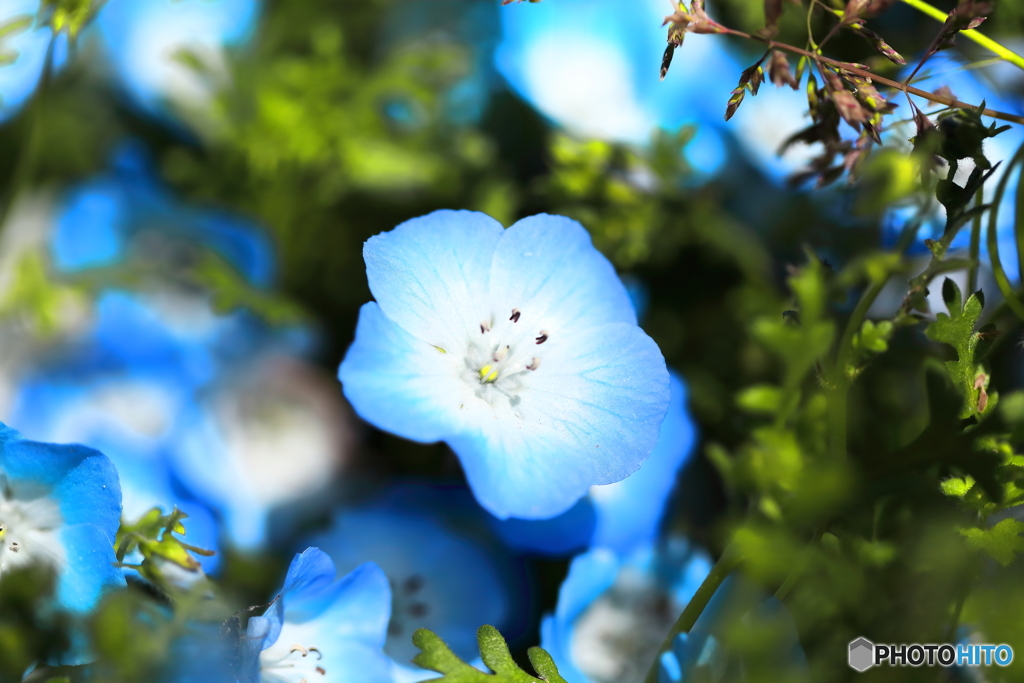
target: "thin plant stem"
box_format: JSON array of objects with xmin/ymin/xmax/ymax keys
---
[
  {"xmin": 899, "ymin": 0, "xmax": 1024, "ymax": 72},
  {"xmin": 642, "ymin": 548, "xmax": 742, "ymax": 683},
  {"xmin": 968, "ymin": 189, "xmax": 983, "ymax": 295},
  {"xmin": 714, "ymin": 26, "xmax": 1024, "ymax": 125}
]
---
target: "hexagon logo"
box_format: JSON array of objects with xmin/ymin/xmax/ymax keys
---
[{"xmin": 849, "ymin": 637, "xmax": 875, "ymax": 672}]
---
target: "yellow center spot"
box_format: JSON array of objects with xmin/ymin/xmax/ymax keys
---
[{"xmin": 479, "ymin": 365, "xmax": 499, "ymax": 383}]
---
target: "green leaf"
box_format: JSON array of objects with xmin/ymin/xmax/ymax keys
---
[
  {"xmin": 412, "ymin": 626, "xmax": 567, "ymax": 683},
  {"xmin": 736, "ymin": 384, "xmax": 785, "ymax": 414},
  {"xmin": 941, "ymin": 475, "xmax": 976, "ymax": 498},
  {"xmin": 961, "ymin": 518, "xmax": 1024, "ymax": 566},
  {"xmin": 851, "ymin": 319, "xmax": 893, "ymax": 356},
  {"xmin": 924, "ymin": 278, "xmax": 988, "ymax": 417}
]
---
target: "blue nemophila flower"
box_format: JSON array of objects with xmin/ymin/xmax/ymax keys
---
[
  {"xmin": 307, "ymin": 486, "xmax": 520, "ymax": 682},
  {"xmin": 541, "ymin": 539, "xmax": 711, "ymax": 683},
  {"xmin": 0, "ymin": 424, "xmax": 125, "ymax": 617},
  {"xmin": 93, "ymin": 0, "xmax": 259, "ymax": 123},
  {"xmin": 340, "ymin": 210, "xmax": 671, "ymax": 519},
  {"xmin": 242, "ymin": 547, "xmax": 392, "ymax": 683},
  {"xmin": 492, "ymin": 371, "xmax": 696, "ymax": 556}
]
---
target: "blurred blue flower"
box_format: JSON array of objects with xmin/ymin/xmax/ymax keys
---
[
  {"xmin": 0, "ymin": 424, "xmax": 125, "ymax": 626},
  {"xmin": 8, "ymin": 290, "xmax": 231, "ymax": 570},
  {"xmin": 339, "ymin": 210, "xmax": 670, "ymax": 520},
  {"xmin": 657, "ymin": 576, "xmax": 808, "ymax": 683},
  {"xmin": 540, "ymin": 539, "xmax": 711, "ymax": 683},
  {"xmin": 495, "ymin": 0, "xmax": 825, "ymax": 181},
  {"xmin": 491, "ymin": 371, "xmax": 696, "ymax": 556},
  {"xmin": 307, "ymin": 486, "xmax": 519, "ymax": 682},
  {"xmin": 243, "ymin": 547, "xmax": 392, "ymax": 683},
  {"xmin": 93, "ymin": 0, "xmax": 259, "ymax": 121},
  {"xmin": 9, "ymin": 285, "xmax": 347, "ymax": 553},
  {"xmin": 52, "ymin": 141, "xmax": 275, "ymax": 286}
]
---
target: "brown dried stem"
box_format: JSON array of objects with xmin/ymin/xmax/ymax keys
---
[{"xmin": 715, "ymin": 26, "xmax": 1024, "ymax": 125}]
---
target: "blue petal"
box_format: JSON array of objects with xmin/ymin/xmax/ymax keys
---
[
  {"xmin": 539, "ymin": 548, "xmax": 619, "ymax": 683},
  {"xmin": 243, "ymin": 615, "xmax": 274, "ymax": 668},
  {"xmin": 52, "ymin": 182, "xmax": 128, "ymax": 271},
  {"xmin": 488, "ymin": 497, "xmax": 596, "ymax": 556},
  {"xmin": 0, "ymin": 428, "xmax": 122, "ymax": 541},
  {"xmin": 57, "ymin": 523, "xmax": 127, "ymax": 615},
  {"xmin": 260, "ymin": 548, "xmax": 340, "ymax": 647},
  {"xmin": 488, "ymin": 214, "xmax": 637, "ymax": 331},
  {"xmin": 340, "ymin": 303, "xmax": 470, "ymax": 444},
  {"xmin": 363, "ymin": 210, "xmax": 503, "ymax": 348},
  {"xmin": 280, "ymin": 547, "xmax": 339, "ymax": 611},
  {"xmin": 450, "ymin": 321, "xmax": 669, "ymax": 519},
  {"xmin": 553, "ymin": 548, "xmax": 620, "ymax": 624},
  {"xmin": 311, "ymin": 505, "xmax": 510, "ymax": 666},
  {"xmin": 589, "ymin": 372, "xmax": 696, "ymax": 554},
  {"xmin": 295, "ymin": 561, "xmax": 392, "ymax": 648}
]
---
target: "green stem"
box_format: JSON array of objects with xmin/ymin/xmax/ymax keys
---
[
  {"xmin": 642, "ymin": 549, "xmax": 742, "ymax": 683},
  {"xmin": 986, "ymin": 143, "xmax": 1024, "ymax": 322},
  {"xmin": 899, "ymin": 0, "xmax": 1024, "ymax": 72}
]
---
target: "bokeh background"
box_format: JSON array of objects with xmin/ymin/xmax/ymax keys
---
[{"xmin": 3, "ymin": 0, "xmax": 1024, "ymax": 680}]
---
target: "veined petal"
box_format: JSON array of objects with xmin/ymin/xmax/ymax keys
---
[
  {"xmin": 57, "ymin": 523, "xmax": 126, "ymax": 615},
  {"xmin": 363, "ymin": 210, "xmax": 503, "ymax": 349},
  {"xmin": 488, "ymin": 214, "xmax": 637, "ymax": 337},
  {"xmin": 589, "ymin": 371, "xmax": 696, "ymax": 554},
  {"xmin": 279, "ymin": 547, "xmax": 339, "ymax": 612},
  {"xmin": 451, "ymin": 322, "xmax": 669, "ymax": 519},
  {"xmin": 339, "ymin": 303, "xmax": 471, "ymax": 444},
  {"xmin": 0, "ymin": 429, "xmax": 122, "ymax": 541},
  {"xmin": 260, "ymin": 547, "xmax": 339, "ymax": 649}
]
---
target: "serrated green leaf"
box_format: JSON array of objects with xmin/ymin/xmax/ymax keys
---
[
  {"xmin": 412, "ymin": 626, "xmax": 566, "ymax": 682},
  {"xmin": 941, "ymin": 475, "xmax": 976, "ymax": 498},
  {"xmin": 925, "ymin": 279, "xmax": 987, "ymax": 417},
  {"xmin": 961, "ymin": 519, "xmax": 1024, "ymax": 566}
]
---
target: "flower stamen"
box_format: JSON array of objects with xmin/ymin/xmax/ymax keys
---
[
  {"xmin": 527, "ymin": 358, "xmax": 541, "ymax": 371},
  {"xmin": 493, "ymin": 345, "xmax": 509, "ymax": 362},
  {"xmin": 510, "ymin": 308, "xmax": 521, "ymax": 323},
  {"xmin": 535, "ymin": 331, "xmax": 548, "ymax": 344},
  {"xmin": 479, "ymin": 365, "xmax": 499, "ymax": 383}
]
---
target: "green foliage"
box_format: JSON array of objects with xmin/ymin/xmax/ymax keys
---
[
  {"xmin": 0, "ymin": 251, "xmax": 84, "ymax": 336},
  {"xmin": 0, "ymin": 567, "xmax": 70, "ymax": 681},
  {"xmin": 925, "ymin": 278, "xmax": 995, "ymax": 418},
  {"xmin": 40, "ymin": 0, "xmax": 108, "ymax": 38},
  {"xmin": 191, "ymin": 251, "xmax": 306, "ymax": 325},
  {"xmin": 412, "ymin": 626, "xmax": 567, "ymax": 683},
  {"xmin": 960, "ymin": 518, "xmax": 1024, "ymax": 566}
]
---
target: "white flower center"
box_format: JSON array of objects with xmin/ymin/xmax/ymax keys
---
[
  {"xmin": 569, "ymin": 568, "xmax": 681, "ymax": 683},
  {"xmin": 457, "ymin": 307, "xmax": 549, "ymax": 408},
  {"xmin": 259, "ymin": 642, "xmax": 327, "ymax": 683},
  {"xmin": 0, "ymin": 474, "xmax": 66, "ymax": 576}
]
